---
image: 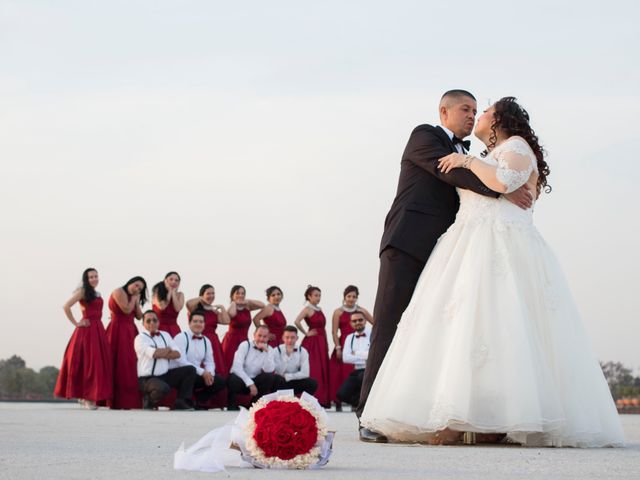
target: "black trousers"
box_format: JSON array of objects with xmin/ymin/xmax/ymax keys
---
[
  {"xmin": 193, "ymin": 374, "xmax": 227, "ymax": 404},
  {"xmin": 357, "ymin": 247, "xmax": 425, "ymax": 418},
  {"xmin": 138, "ymin": 365, "xmax": 197, "ymax": 406},
  {"xmin": 227, "ymin": 372, "xmax": 277, "ymax": 406},
  {"xmin": 338, "ymin": 369, "xmax": 365, "ymax": 406},
  {"xmin": 273, "ymin": 375, "xmax": 318, "ymax": 395}
]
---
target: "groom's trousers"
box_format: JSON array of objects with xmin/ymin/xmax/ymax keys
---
[{"xmin": 356, "ymin": 247, "xmax": 425, "ymax": 418}]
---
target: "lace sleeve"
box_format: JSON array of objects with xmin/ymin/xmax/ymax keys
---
[{"xmin": 494, "ymin": 138, "xmax": 536, "ymax": 193}]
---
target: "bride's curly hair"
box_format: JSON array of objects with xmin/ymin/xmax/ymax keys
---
[{"xmin": 481, "ymin": 97, "xmax": 551, "ymax": 195}]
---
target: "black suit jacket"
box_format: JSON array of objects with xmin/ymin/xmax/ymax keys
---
[{"xmin": 380, "ymin": 125, "xmax": 499, "ymax": 262}]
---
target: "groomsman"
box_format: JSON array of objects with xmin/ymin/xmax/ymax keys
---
[
  {"xmin": 273, "ymin": 326, "xmax": 317, "ymax": 395},
  {"xmin": 134, "ymin": 310, "xmax": 197, "ymax": 410},
  {"xmin": 337, "ymin": 311, "xmax": 370, "ymax": 408},
  {"xmin": 171, "ymin": 310, "xmax": 227, "ymax": 409},
  {"xmin": 227, "ymin": 325, "xmax": 278, "ymax": 409}
]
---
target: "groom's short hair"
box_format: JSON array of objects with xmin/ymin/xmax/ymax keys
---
[{"xmin": 440, "ymin": 89, "xmax": 476, "ymax": 108}]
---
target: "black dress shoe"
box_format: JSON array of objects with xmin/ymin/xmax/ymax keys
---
[
  {"xmin": 359, "ymin": 427, "xmax": 388, "ymax": 443},
  {"xmin": 226, "ymin": 405, "xmax": 240, "ymax": 411},
  {"xmin": 174, "ymin": 399, "xmax": 195, "ymax": 411}
]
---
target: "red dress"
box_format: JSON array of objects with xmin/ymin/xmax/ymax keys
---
[
  {"xmin": 221, "ymin": 308, "xmax": 252, "ymax": 370},
  {"xmin": 153, "ymin": 300, "xmax": 181, "ymax": 337},
  {"xmin": 301, "ymin": 310, "xmax": 330, "ymax": 406},
  {"xmin": 105, "ymin": 294, "xmax": 142, "ymax": 409},
  {"xmin": 54, "ymin": 297, "xmax": 113, "ymax": 402},
  {"xmin": 329, "ymin": 309, "xmax": 356, "ymax": 403},
  {"xmin": 263, "ymin": 307, "xmax": 287, "ymax": 348}
]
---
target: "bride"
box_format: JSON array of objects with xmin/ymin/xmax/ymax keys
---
[{"xmin": 360, "ymin": 97, "xmax": 624, "ymax": 447}]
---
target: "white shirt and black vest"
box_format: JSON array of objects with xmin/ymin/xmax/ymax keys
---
[
  {"xmin": 230, "ymin": 340, "xmax": 275, "ymax": 387},
  {"xmin": 171, "ymin": 331, "xmax": 215, "ymax": 376},
  {"xmin": 273, "ymin": 345, "xmax": 310, "ymax": 382},
  {"xmin": 342, "ymin": 331, "xmax": 370, "ymax": 370},
  {"xmin": 134, "ymin": 330, "xmax": 180, "ymax": 377}
]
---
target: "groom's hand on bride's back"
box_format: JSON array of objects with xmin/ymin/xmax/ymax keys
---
[{"xmin": 503, "ymin": 184, "xmax": 534, "ymax": 210}]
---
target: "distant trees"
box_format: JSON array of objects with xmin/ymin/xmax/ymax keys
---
[
  {"xmin": 0, "ymin": 355, "xmax": 59, "ymax": 400},
  {"xmin": 600, "ymin": 361, "xmax": 640, "ymax": 399}
]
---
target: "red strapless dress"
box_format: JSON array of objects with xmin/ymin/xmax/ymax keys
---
[
  {"xmin": 329, "ymin": 309, "xmax": 356, "ymax": 403},
  {"xmin": 154, "ymin": 301, "xmax": 181, "ymax": 337},
  {"xmin": 221, "ymin": 308, "xmax": 252, "ymax": 370},
  {"xmin": 301, "ymin": 310, "xmax": 330, "ymax": 406},
  {"xmin": 263, "ymin": 308, "xmax": 287, "ymax": 348},
  {"xmin": 105, "ymin": 295, "xmax": 142, "ymax": 409},
  {"xmin": 54, "ymin": 297, "xmax": 113, "ymax": 402}
]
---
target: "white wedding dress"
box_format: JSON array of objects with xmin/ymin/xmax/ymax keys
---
[{"xmin": 360, "ymin": 136, "xmax": 624, "ymax": 447}]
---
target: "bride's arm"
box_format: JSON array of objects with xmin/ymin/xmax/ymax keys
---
[{"xmin": 439, "ymin": 148, "xmax": 534, "ymax": 194}]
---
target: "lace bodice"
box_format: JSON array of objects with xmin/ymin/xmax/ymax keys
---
[{"xmin": 456, "ymin": 136, "xmax": 538, "ymax": 226}]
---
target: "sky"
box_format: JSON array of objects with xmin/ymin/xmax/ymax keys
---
[{"xmin": 1, "ymin": 1, "xmax": 639, "ymax": 371}]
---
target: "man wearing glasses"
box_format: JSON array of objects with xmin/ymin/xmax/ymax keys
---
[
  {"xmin": 134, "ymin": 310, "xmax": 197, "ymax": 410},
  {"xmin": 337, "ymin": 311, "xmax": 370, "ymax": 409}
]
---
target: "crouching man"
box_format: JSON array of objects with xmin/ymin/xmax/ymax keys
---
[
  {"xmin": 227, "ymin": 325, "xmax": 278, "ymax": 410},
  {"xmin": 135, "ymin": 310, "xmax": 196, "ymax": 410},
  {"xmin": 273, "ymin": 325, "xmax": 317, "ymax": 395},
  {"xmin": 172, "ymin": 309, "xmax": 227, "ymax": 409}
]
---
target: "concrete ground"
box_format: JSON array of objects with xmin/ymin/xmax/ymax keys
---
[{"xmin": 1, "ymin": 403, "xmax": 639, "ymax": 480}]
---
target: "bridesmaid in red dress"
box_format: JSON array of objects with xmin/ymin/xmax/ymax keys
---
[
  {"xmin": 294, "ymin": 285, "xmax": 330, "ymax": 407},
  {"xmin": 252, "ymin": 286, "xmax": 287, "ymax": 348},
  {"xmin": 186, "ymin": 284, "xmax": 231, "ymax": 376},
  {"xmin": 105, "ymin": 276, "xmax": 146, "ymax": 409},
  {"xmin": 186, "ymin": 284, "xmax": 231, "ymax": 409},
  {"xmin": 54, "ymin": 268, "xmax": 113, "ymax": 409},
  {"xmin": 328, "ymin": 285, "xmax": 374, "ymax": 411},
  {"xmin": 221, "ymin": 285, "xmax": 264, "ymax": 370},
  {"xmin": 152, "ymin": 271, "xmax": 184, "ymax": 337}
]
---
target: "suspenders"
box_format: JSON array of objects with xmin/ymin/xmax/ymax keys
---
[
  {"xmin": 143, "ymin": 332, "xmax": 167, "ymax": 376},
  {"xmin": 183, "ymin": 332, "xmax": 208, "ymax": 369}
]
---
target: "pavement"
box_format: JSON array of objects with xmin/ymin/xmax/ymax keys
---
[{"xmin": 1, "ymin": 403, "xmax": 639, "ymax": 480}]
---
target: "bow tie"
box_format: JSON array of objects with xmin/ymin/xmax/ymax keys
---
[
  {"xmin": 452, "ymin": 135, "xmax": 471, "ymax": 151},
  {"xmin": 192, "ymin": 335, "xmax": 203, "ymax": 340},
  {"xmin": 355, "ymin": 333, "xmax": 366, "ymax": 338},
  {"xmin": 150, "ymin": 332, "xmax": 161, "ymax": 337}
]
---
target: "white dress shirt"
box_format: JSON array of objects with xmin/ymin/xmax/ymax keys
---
[
  {"xmin": 171, "ymin": 331, "xmax": 215, "ymax": 376},
  {"xmin": 273, "ymin": 345, "xmax": 310, "ymax": 382},
  {"xmin": 342, "ymin": 331, "xmax": 370, "ymax": 370},
  {"xmin": 134, "ymin": 330, "xmax": 180, "ymax": 377},
  {"xmin": 230, "ymin": 340, "xmax": 275, "ymax": 387},
  {"xmin": 439, "ymin": 124, "xmax": 467, "ymax": 154}
]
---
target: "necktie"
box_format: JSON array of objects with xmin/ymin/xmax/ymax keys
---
[{"xmin": 452, "ymin": 135, "xmax": 471, "ymax": 151}]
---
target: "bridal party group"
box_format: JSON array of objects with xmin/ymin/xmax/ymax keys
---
[{"xmin": 53, "ymin": 268, "xmax": 374, "ymax": 411}]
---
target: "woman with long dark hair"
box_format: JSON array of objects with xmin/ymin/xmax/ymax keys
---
[
  {"xmin": 105, "ymin": 276, "xmax": 147, "ymax": 409},
  {"xmin": 252, "ymin": 286, "xmax": 287, "ymax": 348},
  {"xmin": 186, "ymin": 284, "xmax": 230, "ymax": 409},
  {"xmin": 362, "ymin": 97, "xmax": 624, "ymax": 447},
  {"xmin": 54, "ymin": 268, "xmax": 112, "ymax": 409},
  {"xmin": 220, "ymin": 285, "xmax": 264, "ymax": 371},
  {"xmin": 328, "ymin": 285, "xmax": 373, "ymax": 410},
  {"xmin": 152, "ymin": 271, "xmax": 184, "ymax": 337},
  {"xmin": 294, "ymin": 285, "xmax": 330, "ymax": 407}
]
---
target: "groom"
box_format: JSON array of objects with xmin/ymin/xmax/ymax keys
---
[{"xmin": 357, "ymin": 89, "xmax": 533, "ymax": 442}]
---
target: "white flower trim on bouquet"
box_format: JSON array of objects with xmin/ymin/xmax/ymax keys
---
[{"xmin": 242, "ymin": 391, "xmax": 331, "ymax": 469}]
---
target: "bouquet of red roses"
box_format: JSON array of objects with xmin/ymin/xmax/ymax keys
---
[
  {"xmin": 174, "ymin": 391, "xmax": 334, "ymax": 472},
  {"xmin": 243, "ymin": 392, "xmax": 333, "ymax": 468}
]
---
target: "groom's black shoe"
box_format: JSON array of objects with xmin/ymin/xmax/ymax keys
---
[{"xmin": 359, "ymin": 427, "xmax": 388, "ymax": 443}]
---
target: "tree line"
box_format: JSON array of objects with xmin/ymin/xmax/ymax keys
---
[{"xmin": 1, "ymin": 355, "xmax": 639, "ymax": 401}]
